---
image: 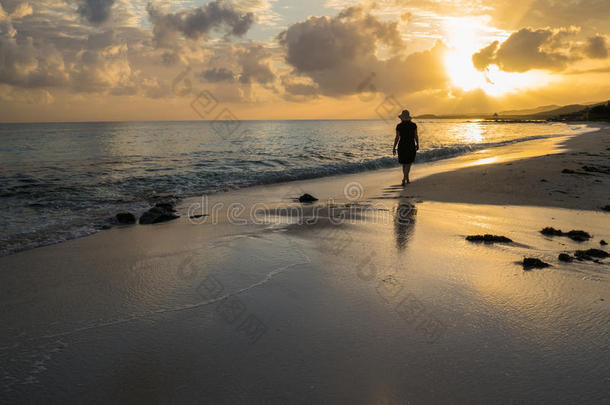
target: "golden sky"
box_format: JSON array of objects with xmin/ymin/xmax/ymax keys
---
[{"xmin": 1, "ymin": 0, "xmax": 609, "ymax": 122}]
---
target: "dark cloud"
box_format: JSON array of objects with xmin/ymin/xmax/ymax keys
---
[
  {"xmin": 584, "ymin": 35, "xmax": 608, "ymax": 59},
  {"xmin": 0, "ymin": 36, "xmax": 69, "ymax": 88},
  {"xmin": 472, "ymin": 41, "xmax": 498, "ymax": 71},
  {"xmin": 0, "ymin": 5, "xmax": 165, "ymax": 99},
  {"xmin": 474, "ymin": 27, "xmax": 609, "ymax": 73},
  {"xmin": 76, "ymin": 0, "xmax": 116, "ymax": 24},
  {"xmin": 277, "ymin": 6, "xmax": 447, "ymax": 97},
  {"xmin": 280, "ymin": 75, "xmax": 318, "ymax": 96},
  {"xmin": 147, "ymin": 0, "xmax": 255, "ymax": 47},
  {"xmin": 238, "ymin": 45, "xmax": 275, "ymax": 85},
  {"xmin": 201, "ymin": 67, "xmax": 235, "ymax": 82},
  {"xmin": 279, "ymin": 5, "xmax": 403, "ymax": 73},
  {"xmin": 473, "ymin": 27, "xmax": 577, "ymax": 72},
  {"xmin": 161, "ymin": 51, "xmax": 180, "ymax": 66},
  {"xmin": 86, "ymin": 30, "xmax": 115, "ymax": 49}
]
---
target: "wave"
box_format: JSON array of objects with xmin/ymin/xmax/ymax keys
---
[
  {"xmin": 205, "ymin": 133, "xmax": 562, "ymax": 192},
  {"xmin": 0, "ymin": 131, "xmax": 590, "ymax": 257}
]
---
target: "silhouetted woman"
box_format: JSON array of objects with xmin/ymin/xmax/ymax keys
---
[{"xmin": 392, "ymin": 110, "xmax": 419, "ymax": 186}]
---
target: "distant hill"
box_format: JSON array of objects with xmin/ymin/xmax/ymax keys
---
[
  {"xmin": 548, "ymin": 101, "xmax": 610, "ymax": 121},
  {"xmin": 498, "ymin": 105, "xmax": 560, "ymax": 116},
  {"xmin": 530, "ymin": 104, "xmax": 597, "ymax": 119},
  {"xmin": 415, "ymin": 100, "xmax": 608, "ymax": 121}
]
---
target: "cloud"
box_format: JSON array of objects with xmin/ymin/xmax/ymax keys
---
[
  {"xmin": 147, "ymin": 0, "xmax": 255, "ymax": 47},
  {"xmin": 279, "ymin": 5, "xmax": 403, "ymax": 73},
  {"xmin": 0, "ymin": 2, "xmax": 33, "ymax": 38},
  {"xmin": 584, "ymin": 34, "xmax": 608, "ymax": 59},
  {"xmin": 77, "ymin": 0, "xmax": 116, "ymax": 24},
  {"xmin": 473, "ymin": 27, "xmax": 584, "ymax": 72},
  {"xmin": 280, "ymin": 75, "xmax": 319, "ymax": 99},
  {"xmin": 238, "ymin": 45, "xmax": 275, "ymax": 85},
  {"xmin": 0, "ymin": 36, "xmax": 70, "ymax": 88},
  {"xmin": 9, "ymin": 2, "xmax": 33, "ymax": 19},
  {"xmin": 487, "ymin": 0, "xmax": 610, "ymax": 31},
  {"xmin": 474, "ymin": 27, "xmax": 610, "ymax": 73},
  {"xmin": 200, "ymin": 67, "xmax": 236, "ymax": 82},
  {"xmin": 278, "ymin": 5, "xmax": 448, "ymax": 97},
  {"xmin": 0, "ymin": 3, "xmax": 167, "ymax": 99}
]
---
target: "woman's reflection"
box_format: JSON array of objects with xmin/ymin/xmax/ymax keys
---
[{"xmin": 394, "ymin": 199, "xmax": 417, "ymax": 251}]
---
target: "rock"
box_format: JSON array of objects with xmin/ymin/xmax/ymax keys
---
[
  {"xmin": 116, "ymin": 212, "xmax": 136, "ymax": 224},
  {"xmin": 154, "ymin": 202, "xmax": 176, "ymax": 212},
  {"xmin": 574, "ymin": 249, "xmax": 609, "ymax": 261},
  {"xmin": 466, "ymin": 234, "xmax": 513, "ymax": 243},
  {"xmin": 523, "ymin": 258, "xmax": 551, "ymax": 270},
  {"xmin": 189, "ymin": 214, "xmax": 208, "ymax": 219},
  {"xmin": 298, "ymin": 193, "xmax": 318, "ymax": 203},
  {"xmin": 601, "ymin": 240, "xmax": 608, "ymax": 246},
  {"xmin": 540, "ymin": 179, "xmax": 548, "ymax": 182},
  {"xmin": 558, "ymin": 253, "xmax": 573, "ymax": 262},
  {"xmin": 540, "ymin": 227, "xmax": 591, "ymax": 241},
  {"xmin": 561, "ymin": 168, "xmax": 591, "ymax": 176},
  {"xmin": 139, "ymin": 206, "xmax": 180, "ymax": 225},
  {"xmin": 565, "ymin": 230, "xmax": 591, "ymax": 242},
  {"xmin": 540, "ymin": 227, "xmax": 563, "ymax": 236},
  {"xmin": 582, "ymin": 165, "xmax": 610, "ymax": 174},
  {"xmin": 601, "ymin": 205, "xmax": 610, "ymax": 212},
  {"xmin": 148, "ymin": 194, "xmax": 179, "ymax": 204}
]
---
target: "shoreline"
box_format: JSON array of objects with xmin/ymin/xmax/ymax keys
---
[
  {"xmin": 1, "ymin": 125, "xmax": 609, "ymax": 404},
  {"xmin": 0, "ymin": 122, "xmax": 601, "ymax": 258}
]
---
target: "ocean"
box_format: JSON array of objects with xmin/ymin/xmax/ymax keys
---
[{"xmin": 0, "ymin": 119, "xmax": 595, "ymax": 256}]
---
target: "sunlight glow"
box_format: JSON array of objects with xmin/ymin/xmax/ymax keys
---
[{"xmin": 442, "ymin": 17, "xmax": 552, "ymax": 96}]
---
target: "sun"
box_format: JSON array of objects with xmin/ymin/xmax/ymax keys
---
[{"xmin": 442, "ymin": 17, "xmax": 551, "ymax": 96}]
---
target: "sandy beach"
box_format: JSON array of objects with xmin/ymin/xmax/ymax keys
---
[{"xmin": 1, "ymin": 126, "xmax": 609, "ymax": 404}]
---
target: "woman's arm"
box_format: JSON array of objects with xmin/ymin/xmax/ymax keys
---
[
  {"xmin": 414, "ymin": 127, "xmax": 419, "ymax": 150},
  {"xmin": 393, "ymin": 130, "xmax": 400, "ymax": 155}
]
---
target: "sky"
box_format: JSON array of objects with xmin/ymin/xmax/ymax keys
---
[{"xmin": 1, "ymin": 0, "xmax": 609, "ymax": 122}]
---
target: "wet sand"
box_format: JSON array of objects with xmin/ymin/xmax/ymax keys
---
[{"xmin": 1, "ymin": 126, "xmax": 609, "ymax": 404}]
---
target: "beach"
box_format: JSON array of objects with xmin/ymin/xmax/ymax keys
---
[{"xmin": 1, "ymin": 126, "xmax": 609, "ymax": 404}]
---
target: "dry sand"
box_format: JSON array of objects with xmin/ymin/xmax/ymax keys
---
[{"xmin": 1, "ymin": 126, "xmax": 609, "ymax": 404}]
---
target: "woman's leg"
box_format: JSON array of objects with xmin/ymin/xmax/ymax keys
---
[{"xmin": 402, "ymin": 163, "xmax": 411, "ymax": 184}]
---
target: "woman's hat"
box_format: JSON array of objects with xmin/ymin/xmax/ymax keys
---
[{"xmin": 398, "ymin": 110, "xmax": 411, "ymax": 120}]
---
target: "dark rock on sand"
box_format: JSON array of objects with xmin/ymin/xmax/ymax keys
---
[
  {"xmin": 574, "ymin": 249, "xmax": 609, "ymax": 261},
  {"xmin": 116, "ymin": 212, "xmax": 136, "ymax": 224},
  {"xmin": 601, "ymin": 205, "xmax": 610, "ymax": 212},
  {"xmin": 189, "ymin": 214, "xmax": 208, "ymax": 219},
  {"xmin": 540, "ymin": 227, "xmax": 563, "ymax": 236},
  {"xmin": 540, "ymin": 227, "xmax": 591, "ymax": 241},
  {"xmin": 565, "ymin": 230, "xmax": 591, "ymax": 242},
  {"xmin": 558, "ymin": 253, "xmax": 573, "ymax": 262},
  {"xmin": 466, "ymin": 234, "xmax": 513, "ymax": 243},
  {"xmin": 601, "ymin": 240, "xmax": 608, "ymax": 246},
  {"xmin": 139, "ymin": 205, "xmax": 180, "ymax": 225},
  {"xmin": 561, "ymin": 168, "xmax": 591, "ymax": 176},
  {"xmin": 154, "ymin": 202, "xmax": 176, "ymax": 212},
  {"xmin": 582, "ymin": 165, "xmax": 610, "ymax": 174},
  {"xmin": 523, "ymin": 258, "xmax": 551, "ymax": 270},
  {"xmin": 298, "ymin": 193, "xmax": 318, "ymax": 203}
]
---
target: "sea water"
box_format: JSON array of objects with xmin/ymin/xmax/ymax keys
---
[{"xmin": 0, "ymin": 119, "xmax": 595, "ymax": 255}]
